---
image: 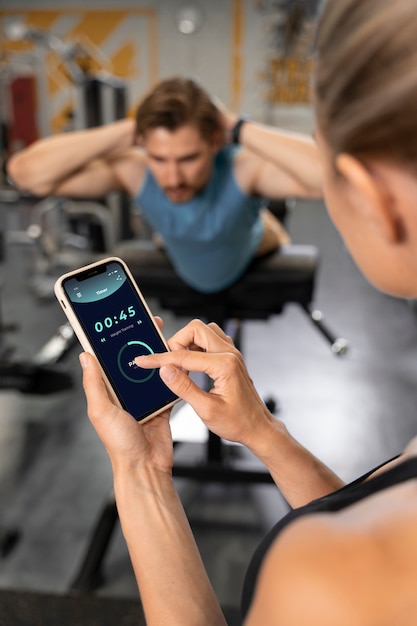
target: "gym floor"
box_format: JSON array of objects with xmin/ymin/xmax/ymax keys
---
[{"xmin": 1, "ymin": 195, "xmax": 417, "ymax": 623}]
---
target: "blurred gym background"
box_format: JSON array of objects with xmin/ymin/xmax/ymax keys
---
[{"xmin": 1, "ymin": 2, "xmax": 417, "ymax": 625}]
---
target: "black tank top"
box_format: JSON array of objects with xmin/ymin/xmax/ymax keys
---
[{"xmin": 241, "ymin": 455, "xmax": 416, "ymax": 618}]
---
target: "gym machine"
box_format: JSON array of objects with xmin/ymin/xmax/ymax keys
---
[{"xmin": 0, "ymin": 23, "xmax": 131, "ymax": 556}]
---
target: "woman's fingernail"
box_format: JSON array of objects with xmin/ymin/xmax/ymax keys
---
[
  {"xmin": 134, "ymin": 355, "xmax": 148, "ymax": 364},
  {"xmin": 79, "ymin": 353, "xmax": 89, "ymax": 369},
  {"xmin": 159, "ymin": 365, "xmax": 178, "ymax": 383}
]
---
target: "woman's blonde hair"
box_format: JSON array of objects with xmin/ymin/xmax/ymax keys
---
[{"xmin": 314, "ymin": 0, "xmax": 417, "ymax": 168}]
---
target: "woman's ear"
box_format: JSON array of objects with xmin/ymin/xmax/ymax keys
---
[{"xmin": 335, "ymin": 154, "xmax": 403, "ymax": 243}]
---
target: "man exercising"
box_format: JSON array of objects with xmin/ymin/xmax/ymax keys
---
[{"xmin": 7, "ymin": 77, "xmax": 322, "ymax": 293}]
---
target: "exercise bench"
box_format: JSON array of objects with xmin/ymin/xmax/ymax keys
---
[{"xmin": 116, "ymin": 240, "xmax": 348, "ymax": 353}]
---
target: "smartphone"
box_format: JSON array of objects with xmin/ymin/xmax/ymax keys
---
[{"xmin": 54, "ymin": 256, "xmax": 179, "ymax": 422}]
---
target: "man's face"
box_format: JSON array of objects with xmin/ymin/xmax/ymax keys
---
[{"xmin": 141, "ymin": 124, "xmax": 219, "ymax": 203}]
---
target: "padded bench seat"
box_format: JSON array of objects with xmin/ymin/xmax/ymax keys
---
[{"xmin": 114, "ymin": 240, "xmax": 318, "ymax": 322}]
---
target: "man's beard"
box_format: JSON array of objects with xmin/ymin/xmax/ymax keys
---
[{"xmin": 163, "ymin": 184, "xmax": 196, "ymax": 202}]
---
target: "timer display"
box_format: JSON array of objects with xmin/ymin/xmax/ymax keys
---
[{"xmin": 94, "ymin": 306, "xmax": 136, "ymax": 332}]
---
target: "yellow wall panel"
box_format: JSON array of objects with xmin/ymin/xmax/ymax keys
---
[
  {"xmin": 20, "ymin": 11, "xmax": 60, "ymax": 30},
  {"xmin": 0, "ymin": 8, "xmax": 158, "ymax": 135},
  {"xmin": 231, "ymin": 0, "xmax": 244, "ymax": 111},
  {"xmin": 111, "ymin": 42, "xmax": 138, "ymax": 81},
  {"xmin": 65, "ymin": 11, "xmax": 127, "ymax": 50}
]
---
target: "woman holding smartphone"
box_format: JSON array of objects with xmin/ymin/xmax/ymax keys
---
[{"xmin": 79, "ymin": 0, "xmax": 417, "ymax": 623}]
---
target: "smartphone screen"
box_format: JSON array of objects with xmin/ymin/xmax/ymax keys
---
[{"xmin": 58, "ymin": 258, "xmax": 178, "ymax": 421}]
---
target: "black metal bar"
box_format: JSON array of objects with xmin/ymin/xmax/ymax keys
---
[
  {"xmin": 207, "ymin": 431, "xmax": 223, "ymax": 463},
  {"xmin": 173, "ymin": 463, "xmax": 274, "ymax": 483},
  {"xmin": 0, "ymin": 526, "xmax": 21, "ymax": 558},
  {"xmin": 303, "ymin": 305, "xmax": 349, "ymax": 356},
  {"xmin": 69, "ymin": 493, "xmax": 118, "ymax": 594}
]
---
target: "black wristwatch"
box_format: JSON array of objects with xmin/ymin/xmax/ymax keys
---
[{"xmin": 232, "ymin": 116, "xmax": 251, "ymax": 145}]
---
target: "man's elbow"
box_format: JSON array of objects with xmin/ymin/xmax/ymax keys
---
[
  {"xmin": 292, "ymin": 187, "xmax": 322, "ymax": 201},
  {"xmin": 308, "ymin": 186, "xmax": 323, "ymax": 200},
  {"xmin": 299, "ymin": 179, "xmax": 323, "ymax": 200},
  {"xmin": 7, "ymin": 152, "xmax": 53, "ymax": 197}
]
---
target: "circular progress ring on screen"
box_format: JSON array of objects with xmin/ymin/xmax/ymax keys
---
[{"xmin": 117, "ymin": 340, "xmax": 156, "ymax": 383}]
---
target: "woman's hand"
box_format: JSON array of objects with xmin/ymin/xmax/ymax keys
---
[
  {"xmin": 79, "ymin": 350, "xmax": 174, "ymax": 476},
  {"xmin": 135, "ymin": 319, "xmax": 275, "ymax": 451}
]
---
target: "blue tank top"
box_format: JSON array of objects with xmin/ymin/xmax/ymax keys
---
[{"xmin": 134, "ymin": 145, "xmax": 265, "ymax": 293}]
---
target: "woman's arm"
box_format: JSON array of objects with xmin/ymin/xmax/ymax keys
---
[
  {"xmin": 80, "ymin": 351, "xmax": 227, "ymax": 626},
  {"xmin": 115, "ymin": 467, "xmax": 226, "ymax": 626},
  {"xmin": 135, "ymin": 320, "xmax": 344, "ymax": 508},
  {"xmin": 80, "ymin": 317, "xmax": 343, "ymax": 624}
]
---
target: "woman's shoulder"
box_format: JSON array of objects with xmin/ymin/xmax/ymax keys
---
[
  {"xmin": 245, "ymin": 501, "xmax": 417, "ymax": 626},
  {"xmin": 245, "ymin": 514, "xmax": 369, "ymax": 625}
]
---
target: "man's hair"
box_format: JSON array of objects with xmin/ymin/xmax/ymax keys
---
[
  {"xmin": 315, "ymin": 0, "xmax": 417, "ymax": 171},
  {"xmin": 135, "ymin": 77, "xmax": 220, "ymax": 142}
]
